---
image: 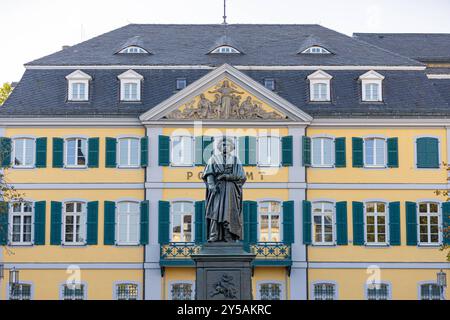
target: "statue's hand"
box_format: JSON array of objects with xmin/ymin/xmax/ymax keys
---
[{"xmin": 208, "ymin": 184, "xmax": 219, "ymax": 194}]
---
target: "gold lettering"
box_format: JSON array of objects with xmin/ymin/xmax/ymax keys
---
[
  {"xmin": 186, "ymin": 172, "xmax": 193, "ymax": 180},
  {"xmin": 246, "ymin": 172, "xmax": 254, "ymax": 180}
]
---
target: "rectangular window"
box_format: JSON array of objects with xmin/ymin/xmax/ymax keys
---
[
  {"xmin": 10, "ymin": 202, "xmax": 33, "ymax": 245},
  {"xmin": 70, "ymin": 82, "xmax": 87, "ymax": 101},
  {"xmin": 313, "ymin": 283, "xmax": 336, "ymax": 300},
  {"xmin": 365, "ymin": 202, "xmax": 387, "ymax": 245},
  {"xmin": 311, "ymin": 83, "xmax": 329, "ymax": 101},
  {"xmin": 420, "ymin": 283, "xmax": 441, "ymax": 300},
  {"xmin": 367, "ymin": 283, "xmax": 389, "ymax": 300},
  {"xmin": 170, "ymin": 283, "xmax": 193, "ymax": 300},
  {"xmin": 13, "ymin": 138, "xmax": 35, "ymax": 167},
  {"xmin": 264, "ymin": 79, "xmax": 275, "ymax": 91},
  {"xmin": 117, "ymin": 202, "xmax": 140, "ymax": 245},
  {"xmin": 364, "ymin": 138, "xmax": 386, "ymax": 167},
  {"xmin": 65, "ymin": 138, "xmax": 87, "ymax": 167},
  {"xmin": 418, "ymin": 202, "xmax": 440, "ymax": 245},
  {"xmin": 258, "ymin": 136, "xmax": 280, "ymax": 167},
  {"xmin": 123, "ymin": 82, "xmax": 139, "ymax": 101},
  {"xmin": 171, "ymin": 136, "xmax": 193, "ymax": 166},
  {"xmin": 259, "ymin": 283, "xmax": 282, "ymax": 300},
  {"xmin": 9, "ymin": 283, "xmax": 31, "ymax": 300},
  {"xmin": 171, "ymin": 202, "xmax": 193, "ymax": 242},
  {"xmin": 63, "ymin": 202, "xmax": 86, "ymax": 245},
  {"xmin": 62, "ymin": 284, "xmax": 85, "ymax": 300},
  {"xmin": 176, "ymin": 78, "xmax": 187, "ymax": 90},
  {"xmin": 311, "ymin": 137, "xmax": 333, "ymax": 167},
  {"xmin": 312, "ymin": 202, "xmax": 334, "ymax": 245},
  {"xmin": 259, "ymin": 201, "xmax": 281, "ymax": 242},
  {"xmin": 118, "ymin": 138, "xmax": 140, "ymax": 167},
  {"xmin": 363, "ymin": 83, "xmax": 381, "ymax": 101},
  {"xmin": 116, "ymin": 283, "xmax": 139, "ymax": 300}
]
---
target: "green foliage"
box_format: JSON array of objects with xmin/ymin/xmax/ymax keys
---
[
  {"xmin": 434, "ymin": 161, "xmax": 450, "ymax": 261},
  {"xmin": 0, "ymin": 82, "xmax": 13, "ymax": 106}
]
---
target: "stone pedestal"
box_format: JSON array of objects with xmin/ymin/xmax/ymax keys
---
[{"xmin": 192, "ymin": 242, "xmax": 255, "ymax": 300}]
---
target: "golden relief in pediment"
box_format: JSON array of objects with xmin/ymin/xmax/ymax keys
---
[{"xmin": 165, "ymin": 79, "xmax": 287, "ymax": 120}]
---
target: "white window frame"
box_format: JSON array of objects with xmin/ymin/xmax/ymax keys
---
[
  {"xmin": 257, "ymin": 135, "xmax": 281, "ymax": 167},
  {"xmin": 114, "ymin": 282, "xmax": 141, "ymax": 300},
  {"xmin": 311, "ymin": 281, "xmax": 338, "ymax": 300},
  {"xmin": 311, "ymin": 201, "xmax": 335, "ymax": 246},
  {"xmin": 256, "ymin": 281, "xmax": 285, "ymax": 300},
  {"xmin": 8, "ymin": 282, "xmax": 34, "ymax": 300},
  {"xmin": 418, "ymin": 281, "xmax": 445, "ymax": 300},
  {"xmin": 66, "ymin": 70, "xmax": 91, "ymax": 102},
  {"xmin": 417, "ymin": 202, "xmax": 442, "ymax": 246},
  {"xmin": 360, "ymin": 70, "xmax": 384, "ymax": 102},
  {"xmin": 301, "ymin": 46, "xmax": 331, "ymax": 54},
  {"xmin": 170, "ymin": 135, "xmax": 194, "ymax": 167},
  {"xmin": 363, "ymin": 137, "xmax": 387, "ymax": 168},
  {"xmin": 307, "ymin": 70, "xmax": 332, "ymax": 102},
  {"xmin": 118, "ymin": 69, "xmax": 143, "ymax": 102},
  {"xmin": 170, "ymin": 201, "xmax": 195, "ymax": 243},
  {"xmin": 264, "ymin": 79, "xmax": 275, "ymax": 91},
  {"xmin": 176, "ymin": 78, "xmax": 187, "ymax": 90},
  {"xmin": 365, "ymin": 281, "xmax": 391, "ymax": 300},
  {"xmin": 117, "ymin": 137, "xmax": 141, "ymax": 168},
  {"xmin": 12, "ymin": 137, "xmax": 35, "ymax": 168},
  {"xmin": 64, "ymin": 137, "xmax": 88, "ymax": 168},
  {"xmin": 9, "ymin": 201, "xmax": 34, "ymax": 246},
  {"xmin": 62, "ymin": 201, "xmax": 87, "ymax": 246},
  {"xmin": 168, "ymin": 281, "xmax": 195, "ymax": 300},
  {"xmin": 116, "ymin": 201, "xmax": 140, "ymax": 246},
  {"xmin": 60, "ymin": 282, "xmax": 87, "ymax": 300},
  {"xmin": 311, "ymin": 137, "xmax": 335, "ymax": 168},
  {"xmin": 119, "ymin": 46, "xmax": 148, "ymax": 54},
  {"xmin": 364, "ymin": 201, "xmax": 389, "ymax": 246},
  {"xmin": 258, "ymin": 201, "xmax": 282, "ymax": 243},
  {"xmin": 210, "ymin": 46, "xmax": 240, "ymax": 54}
]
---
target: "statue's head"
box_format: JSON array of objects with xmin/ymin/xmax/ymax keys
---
[
  {"xmin": 216, "ymin": 136, "xmax": 235, "ymax": 155},
  {"xmin": 223, "ymin": 80, "xmax": 230, "ymax": 87}
]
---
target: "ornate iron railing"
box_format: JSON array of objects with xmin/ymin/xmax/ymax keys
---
[
  {"xmin": 251, "ymin": 242, "xmax": 291, "ymax": 260},
  {"xmin": 160, "ymin": 242, "xmax": 201, "ymax": 260}
]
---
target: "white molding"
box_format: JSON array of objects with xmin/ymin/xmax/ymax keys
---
[
  {"xmin": 0, "ymin": 118, "xmax": 142, "ymax": 127},
  {"xmin": 310, "ymin": 118, "xmax": 450, "ymax": 127},
  {"xmin": 427, "ymin": 74, "xmax": 450, "ymax": 79},
  {"xmin": 255, "ymin": 280, "xmax": 286, "ymax": 300},
  {"xmin": 309, "ymin": 262, "xmax": 450, "ymax": 269},
  {"xmin": 65, "ymin": 70, "xmax": 92, "ymax": 80},
  {"xmin": 25, "ymin": 65, "xmax": 426, "ymax": 71},
  {"xmin": 10, "ymin": 183, "xmax": 145, "ymax": 190},
  {"xmin": 310, "ymin": 280, "xmax": 338, "ymax": 300}
]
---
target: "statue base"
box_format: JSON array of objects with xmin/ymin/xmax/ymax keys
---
[{"xmin": 191, "ymin": 242, "xmax": 255, "ymax": 300}]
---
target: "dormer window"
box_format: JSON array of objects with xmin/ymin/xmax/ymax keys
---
[
  {"xmin": 210, "ymin": 46, "xmax": 240, "ymax": 54},
  {"xmin": 118, "ymin": 70, "xmax": 143, "ymax": 102},
  {"xmin": 301, "ymin": 46, "xmax": 331, "ymax": 54},
  {"xmin": 307, "ymin": 70, "xmax": 332, "ymax": 102},
  {"xmin": 66, "ymin": 70, "xmax": 91, "ymax": 102},
  {"xmin": 264, "ymin": 79, "xmax": 276, "ymax": 91},
  {"xmin": 119, "ymin": 46, "xmax": 148, "ymax": 54},
  {"xmin": 360, "ymin": 70, "xmax": 384, "ymax": 102}
]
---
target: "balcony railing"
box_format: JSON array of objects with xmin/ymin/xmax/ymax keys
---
[{"xmin": 250, "ymin": 242, "xmax": 291, "ymax": 261}]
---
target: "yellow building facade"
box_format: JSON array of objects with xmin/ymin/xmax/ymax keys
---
[{"xmin": 0, "ymin": 24, "xmax": 449, "ymax": 300}]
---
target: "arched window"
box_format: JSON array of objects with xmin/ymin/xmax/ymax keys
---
[
  {"xmin": 210, "ymin": 46, "xmax": 240, "ymax": 54},
  {"xmin": 12, "ymin": 137, "xmax": 35, "ymax": 167},
  {"xmin": 365, "ymin": 202, "xmax": 387, "ymax": 245},
  {"xmin": 119, "ymin": 46, "xmax": 148, "ymax": 54},
  {"xmin": 10, "ymin": 202, "xmax": 33, "ymax": 245},
  {"xmin": 118, "ymin": 137, "xmax": 140, "ymax": 168},
  {"xmin": 312, "ymin": 202, "xmax": 334, "ymax": 244},
  {"xmin": 308, "ymin": 70, "xmax": 332, "ymax": 102},
  {"xmin": 65, "ymin": 137, "xmax": 88, "ymax": 167},
  {"xmin": 418, "ymin": 202, "xmax": 440, "ymax": 245},
  {"xmin": 301, "ymin": 46, "xmax": 331, "ymax": 54},
  {"xmin": 313, "ymin": 282, "xmax": 336, "ymax": 300},
  {"xmin": 258, "ymin": 201, "xmax": 281, "ymax": 242},
  {"xmin": 311, "ymin": 137, "xmax": 334, "ymax": 167},
  {"xmin": 171, "ymin": 135, "xmax": 194, "ymax": 166},
  {"xmin": 171, "ymin": 202, "xmax": 194, "ymax": 242},
  {"xmin": 364, "ymin": 137, "xmax": 386, "ymax": 167},
  {"xmin": 63, "ymin": 201, "xmax": 86, "ymax": 245},
  {"xmin": 420, "ymin": 283, "xmax": 441, "ymax": 300}
]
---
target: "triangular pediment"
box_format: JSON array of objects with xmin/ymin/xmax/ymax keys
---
[{"xmin": 139, "ymin": 64, "xmax": 312, "ymax": 123}]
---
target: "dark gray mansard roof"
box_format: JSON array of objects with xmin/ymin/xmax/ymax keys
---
[
  {"xmin": 28, "ymin": 24, "xmax": 422, "ymax": 66},
  {"xmin": 354, "ymin": 33, "xmax": 450, "ymax": 63},
  {"xmin": 1, "ymin": 69, "xmax": 448, "ymax": 118},
  {"xmin": 2, "ymin": 24, "xmax": 449, "ymax": 119}
]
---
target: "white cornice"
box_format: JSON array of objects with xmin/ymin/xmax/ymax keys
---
[
  {"xmin": 427, "ymin": 74, "xmax": 450, "ymax": 79},
  {"xmin": 0, "ymin": 117, "xmax": 142, "ymax": 127},
  {"xmin": 25, "ymin": 65, "xmax": 426, "ymax": 71},
  {"xmin": 311, "ymin": 118, "xmax": 450, "ymax": 127}
]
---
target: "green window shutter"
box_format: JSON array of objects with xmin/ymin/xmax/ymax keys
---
[
  {"xmin": 203, "ymin": 136, "xmax": 214, "ymax": 165},
  {"xmin": 352, "ymin": 137, "xmax": 364, "ymax": 168},
  {"xmin": 140, "ymin": 137, "xmax": 149, "ymax": 167},
  {"xmin": 334, "ymin": 137, "xmax": 346, "ymax": 168},
  {"xmin": 281, "ymin": 136, "xmax": 293, "ymax": 167},
  {"xmin": 35, "ymin": 137, "xmax": 47, "ymax": 168},
  {"xmin": 34, "ymin": 201, "xmax": 46, "ymax": 245},
  {"xmin": 104, "ymin": 201, "xmax": 116, "ymax": 245},
  {"xmin": 105, "ymin": 137, "xmax": 117, "ymax": 168},
  {"xmin": 158, "ymin": 201, "xmax": 170, "ymax": 244},
  {"xmin": 195, "ymin": 201, "xmax": 205, "ymax": 244},
  {"xmin": 88, "ymin": 138, "xmax": 99, "ymax": 168},
  {"xmin": 336, "ymin": 201, "xmax": 348, "ymax": 245},
  {"xmin": 195, "ymin": 136, "xmax": 203, "ymax": 166},
  {"xmin": 195, "ymin": 136, "xmax": 214, "ymax": 166},
  {"xmin": 50, "ymin": 201, "xmax": 62, "ymax": 245},
  {"xmin": 0, "ymin": 137, "xmax": 12, "ymax": 167},
  {"xmin": 416, "ymin": 137, "xmax": 439, "ymax": 168},
  {"xmin": 302, "ymin": 200, "xmax": 312, "ymax": 244},
  {"xmin": 86, "ymin": 201, "xmax": 98, "ymax": 245},
  {"xmin": 406, "ymin": 202, "xmax": 417, "ymax": 246},
  {"xmin": 158, "ymin": 135, "xmax": 170, "ymax": 166},
  {"xmin": 387, "ymin": 137, "xmax": 399, "ymax": 168},
  {"xmin": 389, "ymin": 202, "xmax": 401, "ymax": 245},
  {"xmin": 243, "ymin": 200, "xmax": 258, "ymax": 249},
  {"xmin": 238, "ymin": 136, "xmax": 246, "ymax": 165},
  {"xmin": 282, "ymin": 201, "xmax": 294, "ymax": 244},
  {"xmin": 302, "ymin": 136, "xmax": 311, "ymax": 167},
  {"xmin": 140, "ymin": 200, "xmax": 149, "ymax": 245},
  {"xmin": 352, "ymin": 201, "xmax": 364, "ymax": 245},
  {"xmin": 247, "ymin": 136, "xmax": 257, "ymax": 166},
  {"xmin": 52, "ymin": 138, "xmax": 64, "ymax": 168},
  {"xmin": 0, "ymin": 202, "xmax": 8, "ymax": 245},
  {"xmin": 442, "ymin": 202, "xmax": 450, "ymax": 245}
]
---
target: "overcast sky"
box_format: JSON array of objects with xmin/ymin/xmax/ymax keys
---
[{"xmin": 1, "ymin": 0, "xmax": 450, "ymax": 84}]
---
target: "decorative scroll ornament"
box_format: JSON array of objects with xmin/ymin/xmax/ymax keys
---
[
  {"xmin": 209, "ymin": 273, "xmax": 238, "ymax": 299},
  {"xmin": 166, "ymin": 80, "xmax": 286, "ymax": 120}
]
